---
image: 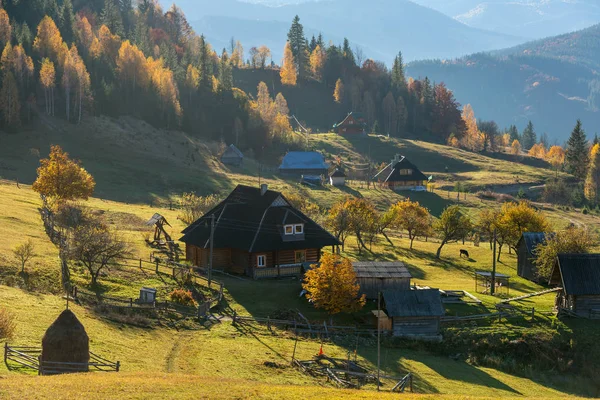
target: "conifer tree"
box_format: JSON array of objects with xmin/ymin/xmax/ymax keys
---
[
  {"xmin": 391, "ymin": 52, "xmax": 406, "ymax": 96},
  {"xmin": 521, "ymin": 120, "xmax": 536, "ymax": 150},
  {"xmin": 342, "ymin": 38, "xmax": 355, "ymax": 66},
  {"xmin": 59, "ymin": 0, "xmax": 75, "ymax": 45},
  {"xmin": 287, "ymin": 15, "xmax": 307, "ymax": 78},
  {"xmin": 585, "ymin": 144, "xmax": 600, "ymax": 204},
  {"xmin": 508, "ymin": 124, "xmax": 520, "ymax": 142},
  {"xmin": 100, "ymin": 0, "xmax": 124, "ymax": 37},
  {"xmin": 565, "ymin": 119, "xmax": 589, "ymax": 180}
]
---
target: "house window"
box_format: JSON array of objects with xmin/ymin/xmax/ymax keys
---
[
  {"xmin": 295, "ymin": 224, "xmax": 304, "ymax": 234},
  {"xmin": 257, "ymin": 255, "xmax": 266, "ymax": 268},
  {"xmin": 295, "ymin": 250, "xmax": 306, "ymax": 263},
  {"xmin": 284, "ymin": 224, "xmax": 304, "ymax": 235},
  {"xmin": 284, "ymin": 225, "xmax": 294, "ymax": 235}
]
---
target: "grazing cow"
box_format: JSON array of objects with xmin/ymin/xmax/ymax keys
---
[{"xmin": 460, "ymin": 249, "xmax": 470, "ymax": 259}]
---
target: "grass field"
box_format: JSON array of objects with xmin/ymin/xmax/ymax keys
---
[{"xmin": 0, "ymin": 117, "xmax": 599, "ymax": 398}]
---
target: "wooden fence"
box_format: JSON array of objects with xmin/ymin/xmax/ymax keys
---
[
  {"xmin": 4, "ymin": 344, "xmax": 120, "ymax": 375},
  {"xmin": 253, "ymin": 264, "xmax": 303, "ymax": 280}
]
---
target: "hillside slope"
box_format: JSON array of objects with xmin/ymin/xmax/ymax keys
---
[
  {"xmin": 167, "ymin": 0, "xmax": 525, "ymax": 63},
  {"xmin": 406, "ymin": 24, "xmax": 600, "ymax": 141}
]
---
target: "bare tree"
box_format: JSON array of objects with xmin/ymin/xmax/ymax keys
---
[
  {"xmin": 13, "ymin": 239, "xmax": 35, "ymax": 273},
  {"xmin": 70, "ymin": 223, "xmax": 131, "ymax": 287},
  {"xmin": 354, "ymin": 46, "xmax": 364, "ymax": 67}
]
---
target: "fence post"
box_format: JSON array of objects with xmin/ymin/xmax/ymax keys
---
[
  {"xmin": 116, "ymin": 361, "xmax": 120, "ymax": 372},
  {"xmin": 531, "ymin": 307, "xmax": 535, "ymax": 322},
  {"xmin": 139, "ymin": 258, "xmax": 142, "ymax": 270},
  {"xmin": 172, "ymin": 268, "xmax": 176, "ymax": 278},
  {"xmin": 4, "ymin": 343, "xmax": 7, "ymax": 364},
  {"xmin": 155, "ymin": 259, "xmax": 159, "ymax": 273},
  {"xmin": 267, "ymin": 317, "xmax": 271, "ymax": 332},
  {"xmin": 232, "ymin": 310, "xmax": 237, "ymax": 326},
  {"xmin": 129, "ymin": 298, "xmax": 133, "ymax": 308}
]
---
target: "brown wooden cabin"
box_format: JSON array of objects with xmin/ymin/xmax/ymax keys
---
[
  {"xmin": 549, "ymin": 254, "xmax": 600, "ymax": 319},
  {"xmin": 373, "ymin": 155, "xmax": 427, "ymax": 190},
  {"xmin": 382, "ymin": 289, "xmax": 444, "ymax": 339},
  {"xmin": 517, "ymin": 232, "xmax": 549, "ymax": 282},
  {"xmin": 353, "ymin": 261, "xmax": 412, "ymax": 299},
  {"xmin": 333, "ymin": 112, "xmax": 367, "ymax": 135},
  {"xmin": 180, "ymin": 184, "xmax": 340, "ymax": 280},
  {"xmin": 220, "ymin": 144, "xmax": 244, "ymax": 166}
]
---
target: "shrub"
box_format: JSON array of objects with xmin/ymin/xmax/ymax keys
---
[
  {"xmin": 0, "ymin": 307, "xmax": 16, "ymax": 339},
  {"xmin": 170, "ymin": 288, "xmax": 197, "ymax": 307}
]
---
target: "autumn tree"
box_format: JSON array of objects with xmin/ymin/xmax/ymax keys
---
[
  {"xmin": 528, "ymin": 143, "xmax": 546, "ymax": 159},
  {"xmin": 498, "ymin": 201, "xmax": 550, "ymax": 257},
  {"xmin": 333, "ymin": 78, "xmax": 344, "ymax": 104},
  {"xmin": 389, "ymin": 200, "xmax": 431, "ymax": 250},
  {"xmin": 534, "ymin": 226, "xmax": 595, "ymax": 280},
  {"xmin": 185, "ymin": 64, "xmax": 200, "ymax": 106},
  {"xmin": 12, "ymin": 239, "xmax": 35, "ymax": 274},
  {"xmin": 431, "ymin": 83, "xmax": 465, "ymax": 142},
  {"xmin": 40, "ymin": 58, "xmax": 56, "ymax": 116},
  {"xmin": 70, "ymin": 222, "xmax": 131, "ymax": 287},
  {"xmin": 460, "ymin": 104, "xmax": 483, "ymax": 152},
  {"xmin": 0, "ymin": 8, "xmax": 11, "ymax": 48},
  {"xmin": 476, "ymin": 208, "xmax": 499, "ymax": 250},
  {"xmin": 326, "ymin": 199, "xmax": 352, "ymax": 251},
  {"xmin": 33, "ymin": 16, "xmax": 63, "ymax": 62},
  {"xmin": 280, "ymin": 41, "xmax": 297, "ymax": 86},
  {"xmin": 32, "ymin": 145, "xmax": 95, "ymax": 203},
  {"xmin": 434, "ymin": 205, "xmax": 472, "ymax": 258},
  {"xmin": 585, "ymin": 143, "xmax": 600, "ymax": 203},
  {"xmin": 309, "ymin": 44, "xmax": 325, "ymax": 81},
  {"xmin": 302, "ymin": 254, "xmax": 365, "ymax": 315},
  {"xmin": 546, "ymin": 146, "xmax": 565, "ymax": 177},
  {"xmin": 511, "ymin": 139, "xmax": 521, "ymax": 155},
  {"xmin": 565, "ymin": 119, "xmax": 589, "ymax": 180},
  {"xmin": 230, "ymin": 40, "xmax": 244, "ymax": 68}
]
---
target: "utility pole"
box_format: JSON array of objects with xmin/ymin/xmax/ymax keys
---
[
  {"xmin": 377, "ymin": 291, "xmax": 381, "ymax": 391},
  {"xmin": 208, "ymin": 214, "xmax": 215, "ymax": 288},
  {"xmin": 491, "ymin": 229, "xmax": 497, "ymax": 295}
]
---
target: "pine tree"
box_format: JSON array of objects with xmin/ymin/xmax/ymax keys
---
[
  {"xmin": 521, "ymin": 120, "xmax": 536, "ymax": 150},
  {"xmin": 59, "ymin": 0, "xmax": 75, "ymax": 44},
  {"xmin": 287, "ymin": 15, "xmax": 307, "ymax": 78},
  {"xmin": 100, "ymin": 0, "xmax": 124, "ymax": 37},
  {"xmin": 391, "ymin": 52, "xmax": 406, "ymax": 96},
  {"xmin": 565, "ymin": 119, "xmax": 589, "ymax": 180},
  {"xmin": 280, "ymin": 41, "xmax": 297, "ymax": 86},
  {"xmin": 342, "ymin": 38, "xmax": 355, "ymax": 66},
  {"xmin": 508, "ymin": 124, "xmax": 520, "ymax": 142},
  {"xmin": 585, "ymin": 144, "xmax": 600, "ymax": 204}
]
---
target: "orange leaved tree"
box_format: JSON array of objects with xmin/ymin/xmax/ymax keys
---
[
  {"xmin": 32, "ymin": 145, "xmax": 95, "ymax": 204},
  {"xmin": 302, "ymin": 254, "xmax": 365, "ymax": 316}
]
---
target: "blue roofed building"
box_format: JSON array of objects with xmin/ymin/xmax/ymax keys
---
[{"xmin": 279, "ymin": 151, "xmax": 329, "ymax": 177}]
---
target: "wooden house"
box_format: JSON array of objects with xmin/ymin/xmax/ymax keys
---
[
  {"xmin": 549, "ymin": 254, "xmax": 600, "ymax": 319},
  {"xmin": 382, "ymin": 289, "xmax": 444, "ymax": 338},
  {"xmin": 353, "ymin": 261, "xmax": 412, "ymax": 299},
  {"xmin": 517, "ymin": 232, "xmax": 548, "ymax": 281},
  {"xmin": 333, "ymin": 112, "xmax": 367, "ymax": 135},
  {"xmin": 329, "ymin": 168, "xmax": 346, "ymax": 186},
  {"xmin": 220, "ymin": 144, "xmax": 244, "ymax": 166},
  {"xmin": 373, "ymin": 155, "xmax": 427, "ymax": 190},
  {"xmin": 179, "ymin": 184, "xmax": 340, "ymax": 279},
  {"xmin": 279, "ymin": 151, "xmax": 329, "ymax": 177}
]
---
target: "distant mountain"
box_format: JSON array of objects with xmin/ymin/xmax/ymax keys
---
[
  {"xmin": 411, "ymin": 0, "xmax": 600, "ymax": 40},
  {"xmin": 163, "ymin": 0, "xmax": 526, "ymax": 64},
  {"xmin": 406, "ymin": 24, "xmax": 600, "ymax": 142}
]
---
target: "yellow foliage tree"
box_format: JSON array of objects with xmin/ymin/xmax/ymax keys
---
[
  {"xmin": 309, "ymin": 44, "xmax": 326, "ymax": 81},
  {"xmin": 585, "ymin": 143, "xmax": 600, "ymax": 203},
  {"xmin": 76, "ymin": 16, "xmax": 95, "ymax": 51},
  {"xmin": 334, "ymin": 78, "xmax": 344, "ymax": 104},
  {"xmin": 511, "ymin": 139, "xmax": 522, "ymax": 155},
  {"xmin": 0, "ymin": 8, "xmax": 11, "ymax": 48},
  {"xmin": 496, "ymin": 201, "xmax": 550, "ymax": 259},
  {"xmin": 326, "ymin": 198, "xmax": 352, "ymax": 251},
  {"xmin": 528, "ymin": 143, "xmax": 546, "ymax": 159},
  {"xmin": 116, "ymin": 41, "xmax": 150, "ymax": 106},
  {"xmin": 32, "ymin": 145, "xmax": 95, "ymax": 203},
  {"xmin": 388, "ymin": 199, "xmax": 431, "ymax": 249},
  {"xmin": 546, "ymin": 145, "xmax": 565, "ymax": 177},
  {"xmin": 98, "ymin": 25, "xmax": 121, "ymax": 63},
  {"xmin": 460, "ymin": 104, "xmax": 484, "ymax": 151},
  {"xmin": 40, "ymin": 58, "xmax": 56, "ymax": 115},
  {"xmin": 185, "ymin": 64, "xmax": 200, "ymax": 105},
  {"xmin": 33, "ymin": 16, "xmax": 63, "ymax": 62},
  {"xmin": 147, "ymin": 56, "xmax": 182, "ymax": 125},
  {"xmin": 302, "ymin": 254, "xmax": 366, "ymax": 315},
  {"xmin": 280, "ymin": 41, "xmax": 297, "ymax": 86}
]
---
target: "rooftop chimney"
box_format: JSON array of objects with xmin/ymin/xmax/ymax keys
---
[
  {"xmin": 260, "ymin": 184, "xmax": 268, "ymax": 196},
  {"xmin": 391, "ymin": 154, "xmax": 402, "ymax": 166}
]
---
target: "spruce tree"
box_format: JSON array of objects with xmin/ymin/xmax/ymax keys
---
[
  {"xmin": 521, "ymin": 120, "xmax": 536, "ymax": 150},
  {"xmin": 287, "ymin": 15, "xmax": 308, "ymax": 78},
  {"xmin": 101, "ymin": 0, "xmax": 124, "ymax": 37},
  {"xmin": 391, "ymin": 52, "xmax": 406, "ymax": 96},
  {"xmin": 566, "ymin": 119, "xmax": 589, "ymax": 180},
  {"xmin": 508, "ymin": 125, "xmax": 520, "ymax": 142},
  {"xmin": 342, "ymin": 38, "xmax": 355, "ymax": 66},
  {"xmin": 59, "ymin": 0, "xmax": 75, "ymax": 44}
]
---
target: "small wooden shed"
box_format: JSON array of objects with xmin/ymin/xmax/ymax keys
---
[
  {"xmin": 221, "ymin": 144, "xmax": 244, "ymax": 166},
  {"xmin": 550, "ymin": 254, "xmax": 600, "ymax": 318},
  {"xmin": 329, "ymin": 168, "xmax": 346, "ymax": 186},
  {"xmin": 517, "ymin": 232, "xmax": 548, "ymax": 282},
  {"xmin": 383, "ymin": 289, "xmax": 444, "ymax": 338},
  {"xmin": 353, "ymin": 261, "xmax": 412, "ymax": 299}
]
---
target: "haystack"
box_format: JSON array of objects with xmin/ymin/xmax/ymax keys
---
[{"xmin": 41, "ymin": 309, "xmax": 89, "ymax": 374}]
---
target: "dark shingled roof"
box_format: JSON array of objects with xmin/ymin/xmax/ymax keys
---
[
  {"xmin": 553, "ymin": 254, "xmax": 600, "ymax": 296},
  {"xmin": 180, "ymin": 185, "xmax": 340, "ymax": 252},
  {"xmin": 373, "ymin": 156, "xmax": 427, "ymax": 183},
  {"xmin": 383, "ymin": 289, "xmax": 444, "ymax": 318},
  {"xmin": 518, "ymin": 232, "xmax": 549, "ymax": 255},
  {"xmin": 330, "ymin": 168, "xmax": 346, "ymax": 178},
  {"xmin": 353, "ymin": 262, "xmax": 412, "ymax": 279},
  {"xmin": 334, "ymin": 112, "xmax": 367, "ymax": 128}
]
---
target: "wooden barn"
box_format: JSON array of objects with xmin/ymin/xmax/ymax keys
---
[
  {"xmin": 179, "ymin": 184, "xmax": 340, "ymax": 279},
  {"xmin": 333, "ymin": 112, "xmax": 367, "ymax": 135},
  {"xmin": 517, "ymin": 232, "xmax": 548, "ymax": 281},
  {"xmin": 279, "ymin": 151, "xmax": 329, "ymax": 177},
  {"xmin": 220, "ymin": 144, "xmax": 244, "ymax": 166},
  {"xmin": 549, "ymin": 254, "xmax": 600, "ymax": 319},
  {"xmin": 373, "ymin": 155, "xmax": 427, "ymax": 190},
  {"xmin": 382, "ymin": 289, "xmax": 444, "ymax": 338},
  {"xmin": 329, "ymin": 168, "xmax": 346, "ymax": 186},
  {"xmin": 353, "ymin": 261, "xmax": 412, "ymax": 299}
]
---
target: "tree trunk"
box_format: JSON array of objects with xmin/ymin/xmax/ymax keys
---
[
  {"xmin": 410, "ymin": 236, "xmax": 415, "ymax": 250},
  {"xmin": 436, "ymin": 240, "xmax": 446, "ymax": 258},
  {"xmin": 497, "ymin": 244, "xmax": 503, "ymax": 261},
  {"xmin": 382, "ymin": 231, "xmax": 394, "ymax": 246}
]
